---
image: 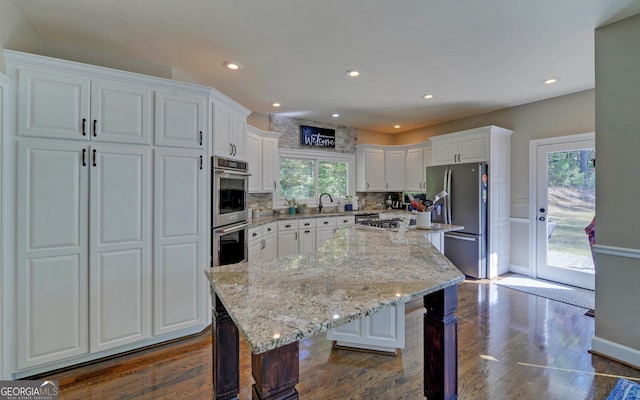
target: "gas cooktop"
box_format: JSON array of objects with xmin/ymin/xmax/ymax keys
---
[{"xmin": 357, "ymin": 218, "xmax": 405, "ymax": 230}]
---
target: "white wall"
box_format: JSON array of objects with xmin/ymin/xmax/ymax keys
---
[
  {"xmin": 591, "ymin": 12, "xmax": 640, "ymax": 367},
  {"xmin": 393, "ymin": 90, "xmax": 595, "ymax": 272},
  {"xmin": 0, "ymin": 72, "xmax": 7, "ymax": 379},
  {"xmin": 0, "ymin": 0, "xmax": 40, "ymax": 73}
]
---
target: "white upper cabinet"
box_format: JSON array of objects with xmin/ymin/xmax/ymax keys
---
[
  {"xmin": 212, "ymin": 101, "xmax": 250, "ymax": 160},
  {"xmin": 155, "ymin": 90, "xmax": 206, "ymax": 149},
  {"xmin": 384, "ymin": 148, "xmax": 406, "ymax": 191},
  {"xmin": 430, "ymin": 129, "xmax": 489, "ymax": 165},
  {"xmin": 405, "ymin": 144, "xmax": 432, "ymax": 192},
  {"xmin": 17, "ymin": 68, "xmax": 152, "ymax": 144},
  {"xmin": 246, "ymin": 125, "xmax": 281, "ymax": 193},
  {"xmin": 355, "ymin": 145, "xmax": 385, "ymax": 192}
]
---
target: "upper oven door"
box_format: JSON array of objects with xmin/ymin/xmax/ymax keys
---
[{"xmin": 213, "ymin": 168, "xmax": 249, "ymax": 227}]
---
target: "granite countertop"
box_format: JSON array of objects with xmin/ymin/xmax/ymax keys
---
[
  {"xmin": 206, "ymin": 225, "xmax": 465, "ymax": 354},
  {"xmin": 250, "ymin": 208, "xmax": 430, "ymax": 227}
]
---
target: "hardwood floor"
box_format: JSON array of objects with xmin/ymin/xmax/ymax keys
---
[{"xmin": 40, "ymin": 280, "xmax": 640, "ymax": 399}]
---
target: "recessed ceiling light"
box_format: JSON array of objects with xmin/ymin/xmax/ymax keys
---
[
  {"xmin": 394, "ymin": 125, "xmax": 401, "ymax": 129},
  {"xmin": 331, "ymin": 113, "xmax": 340, "ymax": 118},
  {"xmin": 544, "ymin": 78, "xmax": 558, "ymax": 85},
  {"xmin": 345, "ymin": 69, "xmax": 360, "ymax": 78},
  {"xmin": 223, "ymin": 61, "xmax": 243, "ymax": 70},
  {"xmin": 422, "ymin": 94, "xmax": 434, "ymax": 99},
  {"xmin": 271, "ymin": 102, "xmax": 281, "ymax": 107}
]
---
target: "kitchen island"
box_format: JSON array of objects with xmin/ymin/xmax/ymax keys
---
[{"xmin": 206, "ymin": 225, "xmax": 465, "ymax": 400}]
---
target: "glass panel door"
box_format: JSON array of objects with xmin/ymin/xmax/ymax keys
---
[{"xmin": 536, "ymin": 138, "xmax": 595, "ymax": 290}]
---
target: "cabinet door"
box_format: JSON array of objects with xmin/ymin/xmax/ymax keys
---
[
  {"xmin": 18, "ymin": 69, "xmax": 90, "ymax": 140},
  {"xmin": 17, "ymin": 140, "xmax": 89, "ymax": 368},
  {"xmin": 431, "ymin": 138, "xmax": 458, "ymax": 166},
  {"xmin": 262, "ymin": 136, "xmax": 279, "ymax": 192},
  {"xmin": 364, "ymin": 148, "xmax": 385, "ymax": 191},
  {"xmin": 385, "ymin": 149, "xmax": 406, "ymax": 191},
  {"xmin": 248, "ymin": 239, "xmax": 262, "ymax": 263},
  {"xmin": 246, "ymin": 132, "xmax": 262, "ymax": 192},
  {"xmin": 405, "ymin": 147, "xmax": 425, "ymax": 191},
  {"xmin": 153, "ymin": 148, "xmax": 205, "ymax": 335},
  {"xmin": 91, "ymin": 80, "xmax": 152, "ymax": 144},
  {"xmin": 89, "ymin": 145, "xmax": 151, "ymax": 352},
  {"xmin": 277, "ymin": 230, "xmax": 298, "ymax": 257},
  {"xmin": 298, "ymin": 229, "xmax": 316, "ymax": 255},
  {"xmin": 155, "ymin": 90, "xmax": 205, "ymax": 149},
  {"xmin": 458, "ymin": 132, "xmax": 488, "ymax": 163},
  {"xmin": 213, "ymin": 103, "xmax": 233, "ymax": 157},
  {"xmin": 316, "ymin": 227, "xmax": 336, "ymax": 250},
  {"xmin": 231, "ymin": 113, "xmax": 246, "ymax": 160},
  {"xmin": 262, "ymin": 233, "xmax": 278, "ymax": 261}
]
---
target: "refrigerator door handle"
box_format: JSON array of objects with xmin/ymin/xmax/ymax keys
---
[
  {"xmin": 446, "ymin": 168, "xmax": 452, "ymax": 224},
  {"xmin": 444, "ymin": 232, "xmax": 478, "ymax": 242}
]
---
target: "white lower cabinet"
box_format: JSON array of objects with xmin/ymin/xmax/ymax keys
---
[
  {"xmin": 16, "ymin": 140, "xmax": 151, "ymax": 368},
  {"xmin": 298, "ymin": 218, "xmax": 316, "ymax": 255},
  {"xmin": 426, "ymin": 232, "xmax": 444, "ymax": 253},
  {"xmin": 277, "ymin": 221, "xmax": 299, "ymax": 257},
  {"xmin": 327, "ymin": 303, "xmax": 405, "ymax": 353},
  {"xmin": 315, "ymin": 217, "xmax": 337, "ymax": 249},
  {"xmin": 153, "ymin": 148, "xmax": 205, "ymax": 336},
  {"xmin": 249, "ymin": 223, "xmax": 277, "ymax": 262}
]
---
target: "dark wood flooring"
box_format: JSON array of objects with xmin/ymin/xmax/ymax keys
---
[{"xmin": 41, "ymin": 280, "xmax": 640, "ymax": 399}]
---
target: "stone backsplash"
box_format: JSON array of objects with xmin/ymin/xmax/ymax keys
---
[{"xmin": 270, "ymin": 114, "xmax": 356, "ymax": 153}]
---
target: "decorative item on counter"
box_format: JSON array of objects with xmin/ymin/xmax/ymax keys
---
[
  {"xmin": 415, "ymin": 212, "xmax": 432, "ymax": 229},
  {"xmin": 352, "ymin": 195, "xmax": 359, "ymax": 211},
  {"xmin": 344, "ymin": 195, "xmax": 353, "ymax": 211},
  {"xmin": 285, "ymin": 198, "xmax": 297, "ymax": 215},
  {"xmin": 389, "ymin": 217, "xmax": 410, "ymax": 244},
  {"xmin": 297, "ymin": 202, "xmax": 309, "ymax": 214},
  {"xmin": 252, "ymin": 208, "xmax": 261, "ymax": 219}
]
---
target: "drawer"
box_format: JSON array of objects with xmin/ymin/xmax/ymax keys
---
[
  {"xmin": 249, "ymin": 226, "xmax": 262, "ymax": 242},
  {"xmin": 277, "ymin": 220, "xmax": 298, "ymax": 231},
  {"xmin": 262, "ymin": 222, "xmax": 277, "ymax": 236},
  {"xmin": 336, "ymin": 216, "xmax": 355, "ymax": 226},
  {"xmin": 298, "ymin": 219, "xmax": 316, "ymax": 229},
  {"xmin": 315, "ymin": 217, "xmax": 336, "ymax": 227}
]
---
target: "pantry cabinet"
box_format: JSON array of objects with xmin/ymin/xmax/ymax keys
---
[
  {"xmin": 16, "ymin": 140, "xmax": 151, "ymax": 367},
  {"xmin": 153, "ymin": 148, "xmax": 205, "ymax": 336},
  {"xmin": 246, "ymin": 125, "xmax": 281, "ymax": 193},
  {"xmin": 5, "ymin": 50, "xmax": 215, "ymax": 377},
  {"xmin": 17, "ymin": 68, "xmax": 152, "ymax": 144},
  {"xmin": 155, "ymin": 90, "xmax": 206, "ymax": 149}
]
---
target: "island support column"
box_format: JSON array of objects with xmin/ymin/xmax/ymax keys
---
[
  {"xmin": 424, "ymin": 285, "xmax": 459, "ymax": 400},
  {"xmin": 212, "ymin": 292, "xmax": 240, "ymax": 400},
  {"xmin": 251, "ymin": 341, "xmax": 300, "ymax": 399}
]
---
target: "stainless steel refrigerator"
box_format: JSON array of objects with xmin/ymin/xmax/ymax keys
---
[{"xmin": 426, "ymin": 162, "xmax": 488, "ymax": 278}]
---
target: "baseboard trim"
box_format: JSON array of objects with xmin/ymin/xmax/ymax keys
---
[
  {"xmin": 510, "ymin": 217, "xmax": 529, "ymax": 224},
  {"xmin": 593, "ymin": 245, "xmax": 640, "ymax": 260},
  {"xmin": 590, "ymin": 336, "xmax": 640, "ymax": 369},
  {"xmin": 509, "ymin": 264, "xmax": 529, "ymax": 275}
]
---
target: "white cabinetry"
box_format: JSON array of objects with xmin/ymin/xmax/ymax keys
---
[
  {"xmin": 246, "ymin": 125, "xmax": 281, "ymax": 193},
  {"xmin": 430, "ymin": 130, "xmax": 489, "ymax": 166},
  {"xmin": 315, "ymin": 217, "xmax": 337, "ymax": 249},
  {"xmin": 355, "ymin": 145, "xmax": 385, "ymax": 192},
  {"xmin": 16, "ymin": 140, "xmax": 151, "ymax": 368},
  {"xmin": 277, "ymin": 221, "xmax": 299, "ymax": 257},
  {"xmin": 153, "ymin": 148, "xmax": 205, "ymax": 336},
  {"xmin": 327, "ymin": 303, "xmax": 405, "ymax": 353},
  {"xmin": 248, "ymin": 223, "xmax": 277, "ymax": 262},
  {"xmin": 384, "ymin": 147, "xmax": 406, "ymax": 191},
  {"xmin": 405, "ymin": 144, "xmax": 432, "ymax": 191},
  {"xmin": 212, "ymin": 101, "xmax": 250, "ymax": 160},
  {"xmin": 17, "ymin": 68, "xmax": 152, "ymax": 144},
  {"xmin": 155, "ymin": 90, "xmax": 206, "ymax": 149},
  {"xmin": 298, "ymin": 221, "xmax": 316, "ymax": 255},
  {"xmin": 430, "ymin": 126, "xmax": 513, "ymax": 277}
]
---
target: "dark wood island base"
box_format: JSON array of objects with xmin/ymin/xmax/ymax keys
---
[{"xmin": 212, "ymin": 286, "xmax": 459, "ymax": 400}]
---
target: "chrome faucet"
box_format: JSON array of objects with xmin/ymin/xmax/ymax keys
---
[{"xmin": 318, "ymin": 193, "xmax": 333, "ymax": 213}]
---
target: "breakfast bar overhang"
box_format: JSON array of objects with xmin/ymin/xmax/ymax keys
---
[{"xmin": 207, "ymin": 225, "xmax": 465, "ymax": 400}]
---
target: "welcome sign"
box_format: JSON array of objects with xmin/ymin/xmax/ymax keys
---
[{"xmin": 300, "ymin": 125, "xmax": 335, "ymax": 148}]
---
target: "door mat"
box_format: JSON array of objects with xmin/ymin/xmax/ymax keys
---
[
  {"xmin": 493, "ymin": 274, "xmax": 594, "ymax": 310},
  {"xmin": 607, "ymin": 378, "xmax": 640, "ymax": 400}
]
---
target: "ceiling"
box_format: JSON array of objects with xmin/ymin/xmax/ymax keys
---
[{"xmin": 10, "ymin": 0, "xmax": 640, "ymax": 133}]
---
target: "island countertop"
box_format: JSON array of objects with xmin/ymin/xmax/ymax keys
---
[{"xmin": 206, "ymin": 225, "xmax": 465, "ymax": 355}]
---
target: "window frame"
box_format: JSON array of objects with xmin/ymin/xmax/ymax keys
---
[{"xmin": 276, "ymin": 148, "xmax": 355, "ymax": 209}]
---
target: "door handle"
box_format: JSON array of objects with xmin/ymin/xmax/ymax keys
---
[
  {"xmin": 92, "ymin": 149, "xmax": 97, "ymax": 167},
  {"xmin": 199, "ymin": 131, "xmax": 203, "ymax": 146},
  {"xmin": 539, "ymin": 217, "xmax": 546, "ymax": 221},
  {"xmin": 82, "ymin": 149, "xmax": 86, "ymax": 166},
  {"xmin": 93, "ymin": 119, "xmax": 97, "ymax": 137},
  {"xmin": 82, "ymin": 118, "xmax": 87, "ymax": 136}
]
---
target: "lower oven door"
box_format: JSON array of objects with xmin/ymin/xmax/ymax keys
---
[{"xmin": 212, "ymin": 222, "xmax": 250, "ymax": 267}]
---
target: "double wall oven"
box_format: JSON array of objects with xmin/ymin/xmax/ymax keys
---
[{"xmin": 211, "ymin": 156, "xmax": 250, "ymax": 267}]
